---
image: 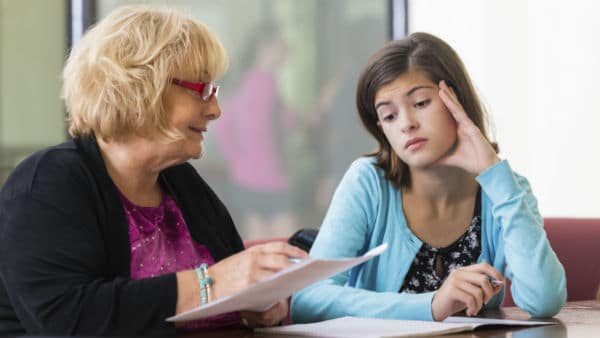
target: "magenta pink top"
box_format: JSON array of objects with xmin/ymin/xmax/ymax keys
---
[
  {"xmin": 119, "ymin": 191, "xmax": 241, "ymax": 331},
  {"xmin": 216, "ymin": 69, "xmax": 295, "ymax": 192}
]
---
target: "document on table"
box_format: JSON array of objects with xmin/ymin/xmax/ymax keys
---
[
  {"xmin": 166, "ymin": 243, "xmax": 388, "ymax": 322},
  {"xmin": 443, "ymin": 316, "xmax": 555, "ymax": 326},
  {"xmin": 256, "ymin": 316, "xmax": 555, "ymax": 338}
]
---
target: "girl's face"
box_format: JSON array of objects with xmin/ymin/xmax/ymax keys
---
[{"xmin": 374, "ymin": 69, "xmax": 457, "ymax": 169}]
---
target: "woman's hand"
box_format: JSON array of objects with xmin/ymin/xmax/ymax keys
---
[
  {"xmin": 435, "ymin": 80, "xmax": 500, "ymax": 175},
  {"xmin": 431, "ymin": 262, "xmax": 504, "ymax": 321},
  {"xmin": 208, "ymin": 242, "xmax": 308, "ymax": 300},
  {"xmin": 240, "ymin": 299, "xmax": 289, "ymax": 328}
]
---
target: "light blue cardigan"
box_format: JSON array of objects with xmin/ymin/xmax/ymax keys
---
[{"xmin": 291, "ymin": 158, "xmax": 566, "ymax": 322}]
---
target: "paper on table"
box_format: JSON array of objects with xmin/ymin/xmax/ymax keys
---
[
  {"xmin": 256, "ymin": 316, "xmax": 555, "ymax": 338},
  {"xmin": 256, "ymin": 317, "xmax": 473, "ymax": 338},
  {"xmin": 166, "ymin": 243, "xmax": 388, "ymax": 322},
  {"xmin": 443, "ymin": 316, "xmax": 554, "ymax": 327}
]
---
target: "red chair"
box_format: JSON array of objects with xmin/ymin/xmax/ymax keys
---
[{"xmin": 503, "ymin": 218, "xmax": 600, "ymax": 306}]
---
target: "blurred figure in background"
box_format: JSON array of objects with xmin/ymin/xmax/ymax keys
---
[{"xmin": 216, "ymin": 23, "xmax": 296, "ymax": 239}]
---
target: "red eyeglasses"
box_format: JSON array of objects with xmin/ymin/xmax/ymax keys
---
[{"xmin": 170, "ymin": 78, "xmax": 220, "ymax": 101}]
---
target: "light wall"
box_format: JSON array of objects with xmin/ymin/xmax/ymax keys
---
[
  {"xmin": 0, "ymin": 0, "xmax": 66, "ymax": 148},
  {"xmin": 409, "ymin": 0, "xmax": 600, "ymax": 217}
]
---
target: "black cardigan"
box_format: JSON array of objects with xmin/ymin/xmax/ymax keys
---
[{"xmin": 0, "ymin": 137, "xmax": 244, "ymax": 335}]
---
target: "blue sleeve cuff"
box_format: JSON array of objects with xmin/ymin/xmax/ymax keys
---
[
  {"xmin": 422, "ymin": 291, "xmax": 436, "ymax": 321},
  {"xmin": 405, "ymin": 291, "xmax": 436, "ymax": 321},
  {"xmin": 476, "ymin": 160, "xmax": 522, "ymax": 204}
]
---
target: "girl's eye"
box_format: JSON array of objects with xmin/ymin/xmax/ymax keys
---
[
  {"xmin": 382, "ymin": 113, "xmax": 396, "ymax": 122},
  {"xmin": 415, "ymin": 99, "xmax": 431, "ymax": 109}
]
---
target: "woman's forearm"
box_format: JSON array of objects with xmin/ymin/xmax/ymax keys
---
[{"xmin": 175, "ymin": 270, "xmax": 200, "ymax": 315}]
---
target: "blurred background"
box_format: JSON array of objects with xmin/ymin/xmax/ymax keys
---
[{"xmin": 1, "ymin": 0, "xmax": 598, "ymax": 240}]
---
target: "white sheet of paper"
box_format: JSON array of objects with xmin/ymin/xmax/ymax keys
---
[
  {"xmin": 256, "ymin": 317, "xmax": 473, "ymax": 338},
  {"xmin": 443, "ymin": 316, "xmax": 554, "ymax": 327},
  {"xmin": 166, "ymin": 243, "xmax": 388, "ymax": 322},
  {"xmin": 257, "ymin": 316, "xmax": 554, "ymax": 338}
]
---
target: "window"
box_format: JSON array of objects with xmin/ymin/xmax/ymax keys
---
[
  {"xmin": 0, "ymin": 0, "xmax": 67, "ymax": 183},
  {"xmin": 96, "ymin": 0, "xmax": 391, "ymax": 238}
]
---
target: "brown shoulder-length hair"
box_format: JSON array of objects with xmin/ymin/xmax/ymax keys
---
[{"xmin": 356, "ymin": 32, "xmax": 498, "ymax": 188}]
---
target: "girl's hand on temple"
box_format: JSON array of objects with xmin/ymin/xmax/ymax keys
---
[
  {"xmin": 435, "ymin": 80, "xmax": 500, "ymax": 175},
  {"xmin": 208, "ymin": 242, "xmax": 308, "ymax": 301},
  {"xmin": 431, "ymin": 262, "xmax": 504, "ymax": 321},
  {"xmin": 240, "ymin": 299, "xmax": 289, "ymax": 328}
]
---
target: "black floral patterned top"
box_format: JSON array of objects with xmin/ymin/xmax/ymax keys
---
[{"xmin": 399, "ymin": 189, "xmax": 482, "ymax": 294}]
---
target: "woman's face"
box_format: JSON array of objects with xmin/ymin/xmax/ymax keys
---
[
  {"xmin": 160, "ymin": 78, "xmax": 221, "ymax": 162},
  {"xmin": 374, "ymin": 69, "xmax": 457, "ymax": 169}
]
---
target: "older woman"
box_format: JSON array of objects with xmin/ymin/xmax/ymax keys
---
[{"xmin": 0, "ymin": 5, "xmax": 305, "ymax": 336}]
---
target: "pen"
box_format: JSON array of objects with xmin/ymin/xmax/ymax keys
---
[{"xmin": 488, "ymin": 276, "xmax": 504, "ymax": 286}]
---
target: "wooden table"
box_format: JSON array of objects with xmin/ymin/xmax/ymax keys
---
[
  {"xmin": 182, "ymin": 300, "xmax": 599, "ymax": 338},
  {"xmin": 431, "ymin": 300, "xmax": 600, "ymax": 337}
]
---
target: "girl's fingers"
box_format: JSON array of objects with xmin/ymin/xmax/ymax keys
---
[
  {"xmin": 455, "ymin": 263, "xmax": 504, "ymax": 303},
  {"xmin": 450, "ymin": 287, "xmax": 479, "ymax": 316},
  {"xmin": 439, "ymin": 88, "xmax": 465, "ymax": 122},
  {"xmin": 438, "ymin": 81, "xmax": 461, "ymax": 109},
  {"xmin": 464, "ymin": 263, "xmax": 504, "ymax": 282},
  {"xmin": 440, "ymin": 80, "xmax": 460, "ymax": 102},
  {"xmin": 454, "ymin": 280, "xmax": 485, "ymax": 315},
  {"xmin": 458, "ymin": 271, "xmax": 497, "ymax": 304},
  {"xmin": 439, "ymin": 81, "xmax": 472, "ymax": 125}
]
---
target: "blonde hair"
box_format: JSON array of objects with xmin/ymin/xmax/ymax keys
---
[{"xmin": 63, "ymin": 5, "xmax": 228, "ymax": 140}]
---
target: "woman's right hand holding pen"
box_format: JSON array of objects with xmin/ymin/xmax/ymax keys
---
[
  {"xmin": 209, "ymin": 242, "xmax": 307, "ymax": 300},
  {"xmin": 431, "ymin": 262, "xmax": 504, "ymax": 321},
  {"xmin": 207, "ymin": 242, "xmax": 307, "ymax": 327},
  {"xmin": 175, "ymin": 242, "xmax": 306, "ymax": 327},
  {"xmin": 208, "ymin": 242, "xmax": 307, "ymax": 299}
]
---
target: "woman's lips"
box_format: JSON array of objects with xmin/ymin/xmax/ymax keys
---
[
  {"xmin": 188, "ymin": 126, "xmax": 206, "ymax": 137},
  {"xmin": 405, "ymin": 138, "xmax": 427, "ymax": 150}
]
